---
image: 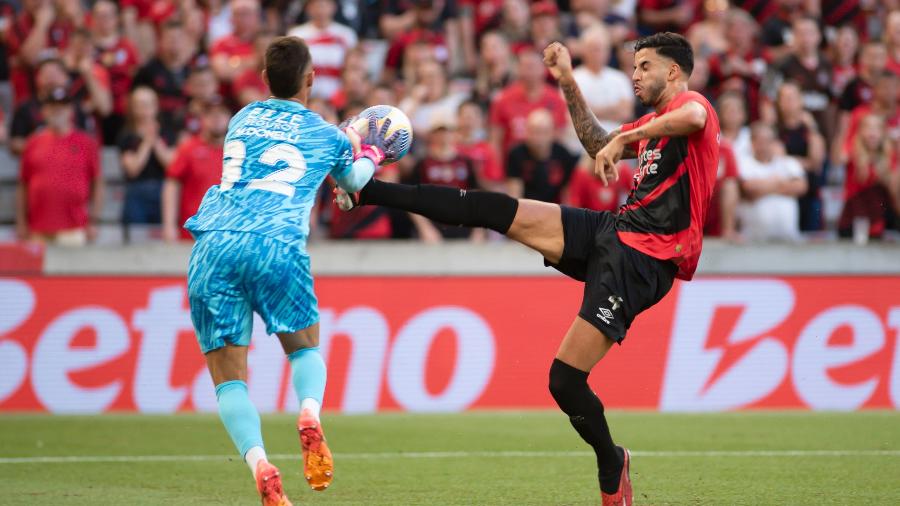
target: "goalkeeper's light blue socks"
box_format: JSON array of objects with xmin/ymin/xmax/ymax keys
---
[
  {"xmin": 215, "ymin": 380, "xmax": 268, "ymax": 474},
  {"xmin": 287, "ymin": 346, "xmax": 327, "ymax": 419},
  {"xmin": 214, "ymin": 348, "xmax": 326, "ymax": 476}
]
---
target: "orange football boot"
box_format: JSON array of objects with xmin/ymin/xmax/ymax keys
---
[
  {"xmin": 297, "ymin": 409, "xmax": 334, "ymax": 491},
  {"xmin": 255, "ymin": 461, "xmax": 292, "ymax": 506}
]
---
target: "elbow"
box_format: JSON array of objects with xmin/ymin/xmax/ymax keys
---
[{"xmin": 687, "ymin": 109, "xmax": 707, "ymax": 131}]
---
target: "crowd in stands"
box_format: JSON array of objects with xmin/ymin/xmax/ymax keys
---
[{"xmin": 6, "ymin": 0, "xmax": 900, "ymax": 246}]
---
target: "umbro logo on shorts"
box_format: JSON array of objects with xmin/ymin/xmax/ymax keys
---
[
  {"xmin": 597, "ymin": 307, "xmax": 614, "ymax": 324},
  {"xmin": 596, "ymin": 296, "xmax": 623, "ymax": 325}
]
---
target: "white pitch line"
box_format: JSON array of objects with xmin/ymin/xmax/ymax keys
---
[{"xmin": 0, "ymin": 449, "xmax": 898, "ymax": 464}]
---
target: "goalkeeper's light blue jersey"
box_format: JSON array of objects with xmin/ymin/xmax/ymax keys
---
[{"xmin": 185, "ymin": 98, "xmax": 353, "ymax": 252}]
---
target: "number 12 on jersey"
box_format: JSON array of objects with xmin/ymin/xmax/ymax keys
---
[{"xmin": 221, "ymin": 140, "xmax": 308, "ymax": 198}]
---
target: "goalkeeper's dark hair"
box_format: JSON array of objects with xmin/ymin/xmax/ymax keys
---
[
  {"xmin": 633, "ymin": 32, "xmax": 694, "ymax": 77},
  {"xmin": 265, "ymin": 36, "xmax": 312, "ymax": 99}
]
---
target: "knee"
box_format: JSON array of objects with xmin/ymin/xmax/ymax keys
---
[
  {"xmin": 548, "ymin": 358, "xmax": 587, "ymax": 404},
  {"xmin": 278, "ymin": 323, "xmax": 320, "ymax": 355}
]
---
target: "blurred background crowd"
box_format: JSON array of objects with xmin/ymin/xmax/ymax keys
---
[{"xmin": 3, "ymin": 0, "xmax": 900, "ymax": 246}]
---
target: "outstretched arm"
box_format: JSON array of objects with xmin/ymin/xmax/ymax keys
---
[
  {"xmin": 613, "ymin": 100, "xmax": 707, "ymax": 146},
  {"xmin": 593, "ymin": 100, "xmax": 708, "ymax": 186},
  {"xmin": 543, "ymin": 42, "xmax": 636, "ymax": 159}
]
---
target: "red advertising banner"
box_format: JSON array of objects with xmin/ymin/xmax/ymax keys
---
[{"xmin": 1, "ymin": 276, "xmax": 898, "ymax": 413}]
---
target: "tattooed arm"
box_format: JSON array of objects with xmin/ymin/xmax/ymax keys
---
[
  {"xmin": 559, "ymin": 78, "xmax": 637, "ymax": 159},
  {"xmin": 543, "ymin": 41, "xmax": 636, "ymax": 159}
]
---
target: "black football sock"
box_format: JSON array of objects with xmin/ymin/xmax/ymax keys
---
[
  {"xmin": 548, "ymin": 358, "xmax": 624, "ymax": 494},
  {"xmin": 357, "ymin": 179, "xmax": 519, "ymax": 234}
]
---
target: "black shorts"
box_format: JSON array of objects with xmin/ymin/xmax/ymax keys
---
[{"xmin": 545, "ymin": 207, "xmax": 678, "ymax": 343}]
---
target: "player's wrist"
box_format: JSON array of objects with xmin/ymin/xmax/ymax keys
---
[
  {"xmin": 557, "ymin": 74, "xmax": 575, "ymax": 86},
  {"xmin": 354, "ymin": 144, "xmax": 386, "ymax": 166}
]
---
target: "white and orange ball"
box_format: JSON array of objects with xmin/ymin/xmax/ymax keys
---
[{"xmin": 349, "ymin": 105, "xmax": 414, "ymax": 164}]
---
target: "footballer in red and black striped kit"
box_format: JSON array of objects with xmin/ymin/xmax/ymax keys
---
[
  {"xmin": 616, "ymin": 89, "xmax": 720, "ymax": 281},
  {"xmin": 336, "ymin": 31, "xmax": 717, "ymax": 506}
]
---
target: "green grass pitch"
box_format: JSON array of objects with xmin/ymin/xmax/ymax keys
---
[{"xmin": 1, "ymin": 411, "xmax": 898, "ymax": 505}]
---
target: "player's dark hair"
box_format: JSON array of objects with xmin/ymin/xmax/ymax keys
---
[
  {"xmin": 633, "ymin": 32, "xmax": 694, "ymax": 76},
  {"xmin": 265, "ymin": 36, "xmax": 312, "ymax": 99}
]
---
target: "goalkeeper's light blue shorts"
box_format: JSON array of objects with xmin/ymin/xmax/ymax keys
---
[{"xmin": 187, "ymin": 230, "xmax": 319, "ymax": 354}]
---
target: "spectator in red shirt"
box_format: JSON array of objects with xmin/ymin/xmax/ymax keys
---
[
  {"xmin": 210, "ymin": 0, "xmax": 261, "ymax": 84},
  {"xmin": 383, "ymin": 0, "xmax": 453, "ymax": 83},
  {"xmin": 528, "ymin": 1, "xmax": 564, "ymax": 53},
  {"xmin": 506, "ymin": 108, "xmax": 578, "ymax": 203},
  {"xmin": 7, "ymin": 0, "xmax": 83, "ymax": 106},
  {"xmin": 9, "ymin": 58, "xmax": 100, "ymax": 155},
  {"xmin": 288, "ymin": 0, "xmax": 358, "ymax": 100},
  {"xmin": 233, "ymin": 31, "xmax": 276, "ymax": 107},
  {"xmin": 404, "ymin": 120, "xmax": 485, "ymax": 242},
  {"xmin": 838, "ymin": 113, "xmax": 900, "ymax": 239},
  {"xmin": 456, "ymin": 99, "xmax": 504, "ymax": 191},
  {"xmin": 120, "ymin": 0, "xmax": 156, "ymax": 62},
  {"xmin": 16, "ymin": 87, "xmax": 103, "ymax": 246},
  {"xmin": 703, "ymin": 140, "xmax": 740, "ymax": 240},
  {"xmin": 147, "ymin": 0, "xmax": 178, "ymax": 28},
  {"xmin": 161, "ymin": 98, "xmax": 230, "ymax": 242},
  {"xmin": 91, "ymin": 0, "xmax": 140, "ymax": 144},
  {"xmin": 564, "ymin": 157, "xmax": 631, "ymax": 213},
  {"xmin": 838, "ymin": 71, "xmax": 900, "ymax": 166},
  {"xmin": 835, "ymin": 41, "xmax": 889, "ymax": 163},
  {"xmin": 324, "ymin": 174, "xmax": 396, "ymax": 239},
  {"xmin": 489, "ymin": 49, "xmax": 567, "ymax": 158}
]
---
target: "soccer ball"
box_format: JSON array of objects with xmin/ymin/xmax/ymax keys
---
[{"xmin": 349, "ymin": 105, "xmax": 414, "ymax": 164}]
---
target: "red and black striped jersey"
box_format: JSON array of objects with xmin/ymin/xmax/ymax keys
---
[{"xmin": 616, "ymin": 91, "xmax": 720, "ymax": 281}]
